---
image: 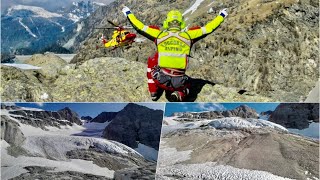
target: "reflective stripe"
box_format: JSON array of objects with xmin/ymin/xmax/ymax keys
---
[
  {"xmin": 201, "ymin": 27, "xmax": 207, "ymax": 34},
  {"xmin": 157, "ymin": 31, "xmax": 191, "ymax": 46},
  {"xmin": 142, "ymin": 25, "xmax": 148, "ymax": 32},
  {"xmin": 159, "ymin": 53, "xmax": 185, "ymax": 57},
  {"xmin": 148, "ymin": 79, "xmax": 155, "ymax": 83},
  {"xmin": 147, "ymin": 68, "xmax": 152, "ymax": 72}
]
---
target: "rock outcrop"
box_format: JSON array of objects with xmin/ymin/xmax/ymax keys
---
[
  {"xmin": 1, "ymin": 115, "xmax": 25, "ymax": 146},
  {"xmin": 70, "ymin": 0, "xmax": 319, "ymax": 102},
  {"xmin": 91, "ymin": 112, "xmax": 118, "ymax": 123},
  {"xmin": 173, "ymin": 105, "xmax": 259, "ymax": 120},
  {"xmin": 24, "ymin": 53, "xmax": 67, "ymax": 83},
  {"xmin": 269, "ymin": 103, "xmax": 319, "ymax": 129},
  {"xmin": 1, "ymin": 105, "xmax": 82, "ymax": 130},
  {"xmin": 81, "ymin": 116, "xmax": 93, "ymax": 121},
  {"xmin": 102, "ymin": 103, "xmax": 163, "ymax": 150}
]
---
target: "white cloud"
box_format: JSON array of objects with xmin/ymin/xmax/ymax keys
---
[{"xmin": 196, "ymin": 103, "xmax": 226, "ymax": 111}]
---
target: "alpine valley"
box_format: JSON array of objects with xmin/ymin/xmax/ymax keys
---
[{"xmin": 1, "ymin": 103, "xmax": 162, "ymax": 179}]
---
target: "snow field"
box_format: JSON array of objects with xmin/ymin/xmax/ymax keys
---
[
  {"xmin": 1, "ymin": 140, "xmax": 114, "ymax": 180},
  {"xmin": 157, "ymin": 162, "xmax": 293, "ymax": 180}
]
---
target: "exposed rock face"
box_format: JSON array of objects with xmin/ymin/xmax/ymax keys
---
[
  {"xmin": 24, "ymin": 53, "xmax": 67, "ymax": 82},
  {"xmin": 1, "ymin": 53, "xmax": 16, "ymax": 63},
  {"xmin": 260, "ymin": 110, "xmax": 273, "ymax": 116},
  {"xmin": 2, "ymin": 105, "xmax": 82, "ymax": 129},
  {"xmin": 91, "ymin": 112, "xmax": 118, "ymax": 123},
  {"xmin": 57, "ymin": 107, "xmax": 82, "ymax": 125},
  {"xmin": 66, "ymin": 148, "xmax": 149, "ymax": 171},
  {"xmin": 269, "ymin": 103, "xmax": 319, "ymax": 129},
  {"xmin": 81, "ymin": 116, "xmax": 93, "ymax": 121},
  {"xmin": 11, "ymin": 166, "xmax": 111, "ymax": 180},
  {"xmin": 174, "ymin": 105, "xmax": 258, "ymax": 120},
  {"xmin": 1, "ymin": 66, "xmax": 51, "ymax": 102},
  {"xmin": 0, "ymin": 56, "xmax": 273, "ymax": 102},
  {"xmin": 102, "ymin": 103, "xmax": 163, "ymax": 150},
  {"xmin": 70, "ymin": 0, "xmax": 192, "ymax": 64},
  {"xmin": 114, "ymin": 164, "xmax": 156, "ymax": 180},
  {"xmin": 71, "ymin": 0, "xmax": 319, "ymax": 102},
  {"xmin": 0, "ymin": 115, "xmax": 25, "ymax": 146}
]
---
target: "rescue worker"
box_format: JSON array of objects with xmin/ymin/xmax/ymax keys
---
[{"xmin": 122, "ymin": 6, "xmax": 228, "ymax": 101}]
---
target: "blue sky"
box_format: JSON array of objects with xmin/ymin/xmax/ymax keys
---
[
  {"xmin": 7, "ymin": 103, "xmax": 279, "ymax": 118},
  {"xmin": 12, "ymin": 103, "xmax": 165, "ymax": 118},
  {"xmin": 164, "ymin": 103, "xmax": 280, "ymax": 116}
]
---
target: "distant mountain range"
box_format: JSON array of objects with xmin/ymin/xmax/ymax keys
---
[{"xmin": 1, "ymin": 1, "xmax": 107, "ymax": 54}]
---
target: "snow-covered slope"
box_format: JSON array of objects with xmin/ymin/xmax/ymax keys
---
[
  {"xmin": 157, "ymin": 162, "xmax": 293, "ymax": 180},
  {"xmin": 1, "ymin": 107, "xmax": 155, "ymax": 179},
  {"xmin": 162, "ymin": 116, "xmax": 288, "ymax": 135},
  {"xmin": 7, "ymin": 5, "xmax": 63, "ymax": 18}
]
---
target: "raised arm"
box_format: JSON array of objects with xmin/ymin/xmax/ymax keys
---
[
  {"xmin": 186, "ymin": 8, "xmax": 228, "ymax": 43},
  {"xmin": 122, "ymin": 6, "xmax": 162, "ymax": 42}
]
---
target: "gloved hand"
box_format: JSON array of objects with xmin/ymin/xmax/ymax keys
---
[
  {"xmin": 99, "ymin": 34, "xmax": 107, "ymax": 44},
  {"xmin": 122, "ymin": 6, "xmax": 131, "ymax": 16},
  {"xmin": 219, "ymin": 8, "xmax": 228, "ymax": 18}
]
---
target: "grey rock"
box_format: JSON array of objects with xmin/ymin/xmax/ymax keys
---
[
  {"xmin": 71, "ymin": 0, "xmax": 319, "ymax": 102},
  {"xmin": 91, "ymin": 112, "xmax": 118, "ymax": 123},
  {"xmin": 175, "ymin": 105, "xmax": 258, "ymax": 120},
  {"xmin": 81, "ymin": 116, "xmax": 93, "ymax": 121},
  {"xmin": 66, "ymin": 148, "xmax": 149, "ymax": 171},
  {"xmin": 269, "ymin": 103, "xmax": 319, "ymax": 129},
  {"xmin": 2, "ymin": 105, "xmax": 82, "ymax": 130},
  {"xmin": 102, "ymin": 103, "xmax": 163, "ymax": 150},
  {"xmin": 114, "ymin": 163, "xmax": 156, "ymax": 180},
  {"xmin": 11, "ymin": 166, "xmax": 110, "ymax": 180},
  {"xmin": 24, "ymin": 53, "xmax": 67, "ymax": 83},
  {"xmin": 0, "ymin": 115, "xmax": 25, "ymax": 146}
]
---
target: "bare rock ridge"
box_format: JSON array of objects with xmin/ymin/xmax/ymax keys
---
[
  {"xmin": 1, "ymin": 115, "xmax": 26, "ymax": 146},
  {"xmin": 173, "ymin": 105, "xmax": 259, "ymax": 119},
  {"xmin": 81, "ymin": 116, "xmax": 93, "ymax": 121},
  {"xmin": 1, "ymin": 105, "xmax": 82, "ymax": 130},
  {"xmin": 91, "ymin": 112, "xmax": 118, "ymax": 123},
  {"xmin": 103, "ymin": 103, "xmax": 163, "ymax": 150},
  {"xmin": 269, "ymin": 103, "xmax": 319, "ymax": 129}
]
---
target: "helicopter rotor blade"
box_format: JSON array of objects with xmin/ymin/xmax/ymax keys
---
[{"xmin": 107, "ymin": 20, "xmax": 119, "ymax": 27}]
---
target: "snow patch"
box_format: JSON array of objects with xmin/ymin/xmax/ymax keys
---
[
  {"xmin": 135, "ymin": 143, "xmax": 158, "ymax": 161},
  {"xmin": 183, "ymin": 0, "xmax": 206, "ymax": 16},
  {"xmin": 1, "ymin": 140, "xmax": 114, "ymax": 179},
  {"xmin": 63, "ymin": 23, "xmax": 83, "ymax": 48},
  {"xmin": 8, "ymin": 5, "xmax": 63, "ymax": 18},
  {"xmin": 18, "ymin": 18, "xmax": 38, "ymax": 38},
  {"xmin": 1, "ymin": 63, "xmax": 41, "ymax": 70},
  {"xmin": 288, "ymin": 123, "xmax": 319, "ymax": 139}
]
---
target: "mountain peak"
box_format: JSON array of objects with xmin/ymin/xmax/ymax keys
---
[{"xmin": 8, "ymin": 5, "xmax": 63, "ymax": 18}]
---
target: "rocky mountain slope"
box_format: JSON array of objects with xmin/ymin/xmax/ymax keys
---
[
  {"xmin": 172, "ymin": 105, "xmax": 259, "ymax": 119},
  {"xmin": 1, "ymin": 104, "xmax": 158, "ymax": 179},
  {"xmin": 69, "ymin": 0, "xmax": 319, "ymax": 101},
  {"xmin": 1, "ymin": 53, "xmax": 274, "ymax": 102},
  {"xmin": 157, "ymin": 115, "xmax": 319, "ymax": 180},
  {"xmin": 91, "ymin": 112, "xmax": 118, "ymax": 123},
  {"xmin": 269, "ymin": 103, "xmax": 319, "ymax": 129},
  {"xmin": 102, "ymin": 103, "xmax": 163, "ymax": 150},
  {"xmin": 1, "ymin": 105, "xmax": 82, "ymax": 129}
]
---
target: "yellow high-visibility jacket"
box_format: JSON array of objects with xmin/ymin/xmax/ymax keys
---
[{"xmin": 127, "ymin": 13, "xmax": 224, "ymax": 70}]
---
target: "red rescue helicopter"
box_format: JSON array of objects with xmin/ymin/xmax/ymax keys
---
[{"xmin": 95, "ymin": 20, "xmax": 137, "ymax": 50}]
